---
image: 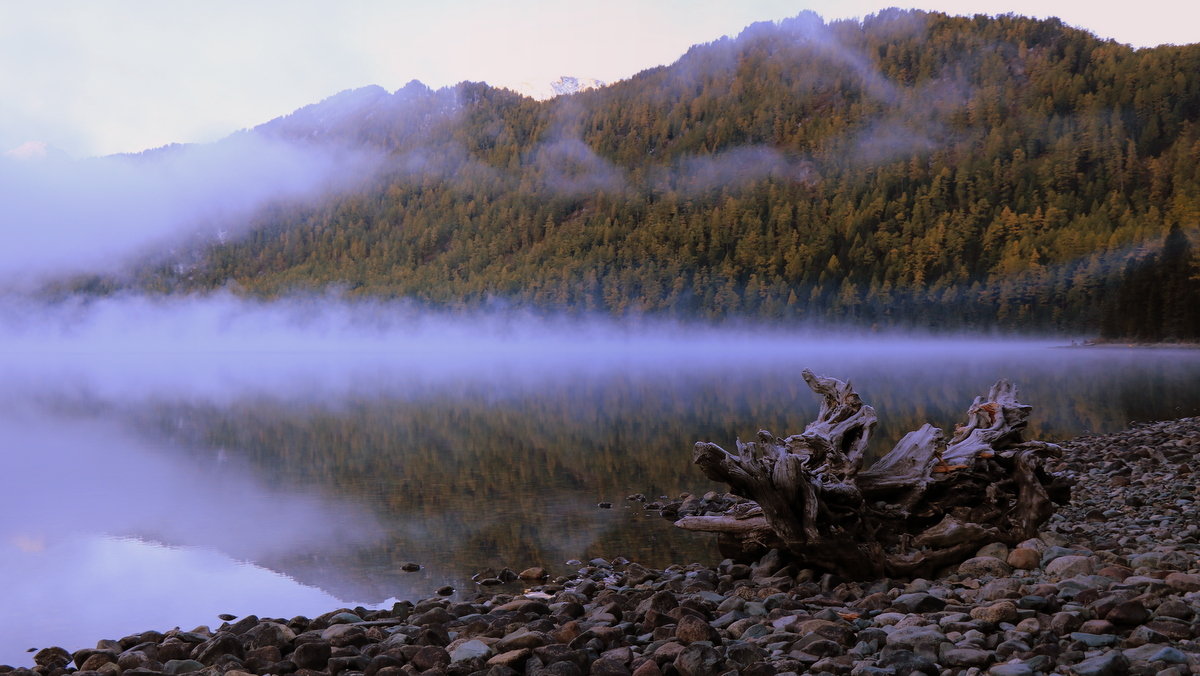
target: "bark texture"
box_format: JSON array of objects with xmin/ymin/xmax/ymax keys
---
[{"xmin": 679, "ymin": 370, "xmax": 1072, "ymax": 579}]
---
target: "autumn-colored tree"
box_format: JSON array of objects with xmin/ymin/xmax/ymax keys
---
[{"xmin": 57, "ymin": 9, "xmax": 1200, "ymax": 339}]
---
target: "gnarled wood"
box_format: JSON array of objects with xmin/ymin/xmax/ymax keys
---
[
  {"xmin": 680, "ymin": 369, "xmax": 1071, "ymax": 579},
  {"xmin": 942, "ymin": 380, "xmax": 1028, "ymax": 465},
  {"xmin": 675, "ymin": 514, "xmax": 771, "ymax": 534}
]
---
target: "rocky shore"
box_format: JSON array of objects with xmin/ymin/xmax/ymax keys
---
[{"xmin": 5, "ymin": 418, "xmax": 1199, "ymax": 676}]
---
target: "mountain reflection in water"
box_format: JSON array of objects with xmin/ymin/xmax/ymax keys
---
[{"xmin": 3, "ymin": 316, "xmax": 1199, "ymax": 666}]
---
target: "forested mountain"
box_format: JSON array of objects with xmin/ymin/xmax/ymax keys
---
[{"xmin": 115, "ymin": 10, "xmax": 1199, "ymax": 338}]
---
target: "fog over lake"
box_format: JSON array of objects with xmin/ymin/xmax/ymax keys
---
[{"xmin": 3, "ymin": 294, "xmax": 1200, "ymax": 665}]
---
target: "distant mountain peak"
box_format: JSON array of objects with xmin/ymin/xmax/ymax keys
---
[
  {"xmin": 509, "ymin": 75, "xmax": 607, "ymax": 100},
  {"xmin": 550, "ymin": 76, "xmax": 606, "ymax": 97},
  {"xmin": 4, "ymin": 140, "xmax": 68, "ymax": 161}
]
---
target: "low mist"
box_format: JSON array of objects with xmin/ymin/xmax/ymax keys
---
[
  {"xmin": 0, "ymin": 134, "xmax": 383, "ymax": 286},
  {"xmin": 0, "ymin": 292, "xmax": 1069, "ymax": 407}
]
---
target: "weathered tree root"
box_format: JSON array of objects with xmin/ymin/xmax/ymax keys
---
[{"xmin": 677, "ymin": 370, "xmax": 1073, "ymax": 579}]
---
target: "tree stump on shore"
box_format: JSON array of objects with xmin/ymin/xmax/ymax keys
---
[{"xmin": 677, "ymin": 370, "xmax": 1073, "ymax": 579}]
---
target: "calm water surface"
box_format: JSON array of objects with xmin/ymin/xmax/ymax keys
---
[{"xmin": 3, "ymin": 299, "xmax": 1199, "ymax": 665}]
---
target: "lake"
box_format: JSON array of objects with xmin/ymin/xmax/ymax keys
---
[{"xmin": 2, "ymin": 296, "xmax": 1199, "ymax": 666}]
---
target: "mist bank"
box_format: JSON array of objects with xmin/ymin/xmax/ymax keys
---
[
  {"xmin": 0, "ymin": 292, "xmax": 1074, "ymax": 404},
  {"xmin": 0, "ymin": 133, "xmax": 384, "ymax": 287}
]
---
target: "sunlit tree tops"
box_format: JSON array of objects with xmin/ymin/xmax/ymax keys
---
[{"xmin": 109, "ymin": 9, "xmax": 1199, "ymax": 338}]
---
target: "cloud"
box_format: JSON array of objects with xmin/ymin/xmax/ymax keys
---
[
  {"xmin": 529, "ymin": 137, "xmax": 628, "ymax": 196},
  {"xmin": 663, "ymin": 145, "xmax": 818, "ymax": 193},
  {"xmin": 0, "ymin": 134, "xmax": 384, "ymax": 286},
  {"xmin": 843, "ymin": 117, "xmax": 941, "ymax": 166}
]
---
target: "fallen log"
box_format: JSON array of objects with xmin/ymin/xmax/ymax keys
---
[{"xmin": 681, "ymin": 370, "xmax": 1073, "ymax": 579}]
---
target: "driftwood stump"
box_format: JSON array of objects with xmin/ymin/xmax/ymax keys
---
[{"xmin": 677, "ymin": 370, "xmax": 1072, "ymax": 579}]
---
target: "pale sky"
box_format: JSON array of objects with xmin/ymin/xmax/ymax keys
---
[{"xmin": 1, "ymin": 0, "xmax": 1196, "ymax": 158}]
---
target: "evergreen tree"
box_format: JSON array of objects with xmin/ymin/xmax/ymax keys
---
[{"xmin": 50, "ymin": 9, "xmax": 1200, "ymax": 340}]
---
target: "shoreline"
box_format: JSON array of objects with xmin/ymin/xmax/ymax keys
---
[
  {"xmin": 1061, "ymin": 340, "xmax": 1200, "ymax": 350},
  {"xmin": 5, "ymin": 418, "xmax": 1199, "ymax": 676}
]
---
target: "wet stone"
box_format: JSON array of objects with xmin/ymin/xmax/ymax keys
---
[
  {"xmin": 33, "ymin": 648, "xmax": 71, "ymax": 670},
  {"xmin": 795, "ymin": 638, "xmax": 842, "ymax": 657},
  {"xmin": 876, "ymin": 648, "xmax": 938, "ymax": 676},
  {"xmin": 1046, "ymin": 609, "xmax": 1084, "ymax": 638},
  {"xmin": 1105, "ymin": 599, "xmax": 1149, "ymax": 626},
  {"xmin": 1077, "ymin": 619, "xmax": 1115, "ymax": 635},
  {"xmin": 1070, "ymin": 632, "xmax": 1118, "ymax": 647},
  {"xmin": 970, "ymin": 601, "xmax": 1019, "ymax": 624},
  {"xmin": 1164, "ymin": 572, "xmax": 1200, "ymax": 592},
  {"xmin": 590, "ymin": 657, "xmax": 632, "ymax": 676},
  {"xmin": 631, "ymin": 660, "xmax": 663, "ymax": 676},
  {"xmin": 884, "ymin": 625, "xmax": 945, "ymax": 649},
  {"xmin": 1068, "ymin": 651, "xmax": 1130, "ymax": 676},
  {"xmin": 1153, "ymin": 599, "xmax": 1193, "ymax": 621},
  {"xmin": 243, "ymin": 622, "xmax": 295, "ymax": 651},
  {"xmin": 958, "ymin": 557, "xmax": 1013, "ymax": 578},
  {"xmin": 486, "ymin": 648, "xmax": 531, "ymax": 669},
  {"xmin": 891, "ymin": 593, "xmax": 946, "ymax": 614},
  {"xmin": 79, "ymin": 654, "xmax": 115, "ymax": 672},
  {"xmin": 290, "ymin": 641, "xmax": 331, "ymax": 670},
  {"xmin": 675, "ymin": 615, "xmax": 717, "ymax": 644},
  {"xmin": 1123, "ymin": 643, "xmax": 1189, "ymax": 664},
  {"xmin": 987, "ymin": 662, "xmax": 1034, "ymax": 676},
  {"xmin": 409, "ymin": 645, "xmax": 450, "ymax": 671},
  {"xmin": 672, "ymin": 643, "xmax": 722, "ymax": 676},
  {"xmin": 327, "ymin": 612, "xmax": 364, "ymax": 625},
  {"xmin": 190, "ymin": 633, "xmax": 242, "ymax": 665},
  {"xmin": 940, "ymin": 646, "xmax": 992, "ymax": 667},
  {"xmin": 519, "ymin": 567, "xmax": 548, "ymax": 581},
  {"xmin": 1125, "ymin": 624, "xmax": 1169, "ymax": 647},
  {"xmin": 1041, "ymin": 546, "xmax": 1091, "ymax": 566},
  {"xmin": 224, "ymin": 616, "xmax": 259, "ymax": 636},
  {"xmin": 1143, "ymin": 620, "xmax": 1195, "ymax": 641},
  {"xmin": 161, "ymin": 660, "xmax": 204, "ymax": 675},
  {"xmin": 1045, "ymin": 555, "xmax": 1095, "ymax": 578}
]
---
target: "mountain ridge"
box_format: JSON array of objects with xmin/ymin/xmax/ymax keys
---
[{"xmin": 73, "ymin": 9, "xmax": 1200, "ymax": 339}]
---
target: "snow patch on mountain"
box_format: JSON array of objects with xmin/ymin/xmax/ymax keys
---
[
  {"xmin": 4, "ymin": 141, "xmax": 69, "ymax": 161},
  {"xmin": 508, "ymin": 76, "xmax": 607, "ymax": 100}
]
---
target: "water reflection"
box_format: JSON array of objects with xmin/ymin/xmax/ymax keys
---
[
  {"xmin": 120, "ymin": 346, "xmax": 1200, "ymax": 603},
  {"xmin": 3, "ymin": 299, "xmax": 1200, "ymax": 666},
  {"xmin": 0, "ymin": 409, "xmax": 383, "ymax": 559},
  {"xmin": 1, "ymin": 535, "xmax": 369, "ymax": 665},
  {"xmin": 0, "ymin": 408, "xmax": 392, "ymax": 666}
]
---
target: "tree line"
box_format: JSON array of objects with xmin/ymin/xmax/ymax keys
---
[{"xmin": 79, "ymin": 9, "xmax": 1200, "ymax": 338}]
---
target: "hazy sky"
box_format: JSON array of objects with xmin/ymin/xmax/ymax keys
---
[{"xmin": 1, "ymin": 0, "xmax": 1196, "ymax": 158}]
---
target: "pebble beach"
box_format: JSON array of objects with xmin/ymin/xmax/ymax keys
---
[{"xmin": 5, "ymin": 417, "xmax": 1199, "ymax": 676}]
